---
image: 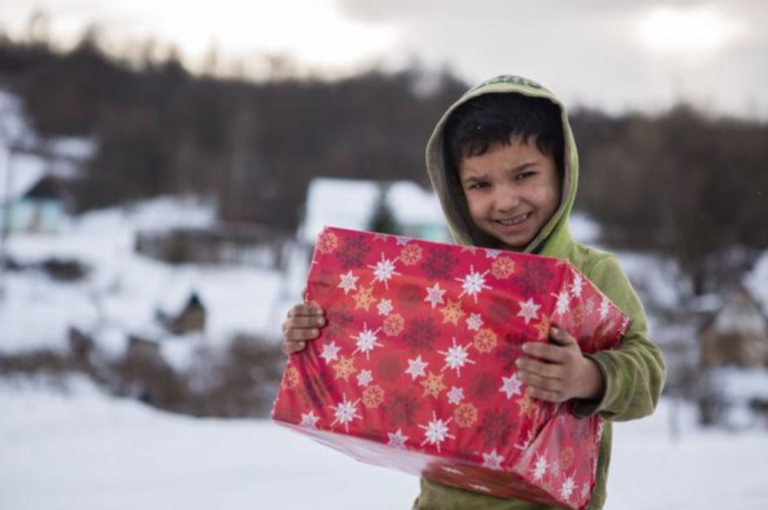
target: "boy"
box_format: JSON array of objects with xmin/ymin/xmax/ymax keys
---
[{"xmin": 281, "ymin": 75, "xmax": 665, "ymax": 510}]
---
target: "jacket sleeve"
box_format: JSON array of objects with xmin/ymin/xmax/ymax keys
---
[{"xmin": 572, "ymin": 255, "xmax": 666, "ymax": 421}]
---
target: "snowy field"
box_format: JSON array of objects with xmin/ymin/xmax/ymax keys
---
[{"xmin": 1, "ymin": 377, "xmax": 766, "ymax": 510}]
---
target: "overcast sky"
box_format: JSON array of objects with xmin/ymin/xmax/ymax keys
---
[{"xmin": 1, "ymin": 0, "xmax": 767, "ymax": 118}]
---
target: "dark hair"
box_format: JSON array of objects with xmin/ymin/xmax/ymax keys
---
[{"xmin": 443, "ymin": 93, "xmax": 565, "ymax": 178}]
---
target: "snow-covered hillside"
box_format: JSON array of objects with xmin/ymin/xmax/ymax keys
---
[{"xmin": 0, "ymin": 196, "xmax": 291, "ymax": 366}]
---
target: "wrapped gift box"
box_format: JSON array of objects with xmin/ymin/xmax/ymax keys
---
[{"xmin": 271, "ymin": 227, "xmax": 628, "ymax": 509}]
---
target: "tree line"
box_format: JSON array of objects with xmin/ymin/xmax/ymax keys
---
[{"xmin": 1, "ymin": 29, "xmax": 767, "ymax": 298}]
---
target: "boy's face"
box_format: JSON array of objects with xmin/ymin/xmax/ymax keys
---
[{"xmin": 458, "ymin": 135, "xmax": 561, "ymax": 252}]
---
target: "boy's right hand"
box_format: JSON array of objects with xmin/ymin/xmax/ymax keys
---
[{"xmin": 281, "ymin": 303, "xmax": 325, "ymax": 355}]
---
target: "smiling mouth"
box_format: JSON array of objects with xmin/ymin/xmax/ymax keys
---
[{"xmin": 494, "ymin": 212, "xmax": 531, "ymax": 227}]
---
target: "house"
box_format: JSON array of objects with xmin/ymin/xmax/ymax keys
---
[
  {"xmin": 691, "ymin": 286, "xmax": 768, "ymax": 428},
  {"xmin": 270, "ymin": 177, "xmax": 452, "ymax": 332},
  {"xmin": 0, "ymin": 151, "xmax": 69, "ymax": 233},
  {"xmin": 299, "ymin": 177, "xmax": 451, "ymax": 246},
  {"xmin": 135, "ymin": 223, "xmax": 289, "ymax": 269},
  {"xmin": 155, "ymin": 290, "xmax": 207, "ymax": 336},
  {"xmin": 0, "ymin": 88, "xmax": 92, "ymax": 234},
  {"xmin": 698, "ymin": 286, "xmax": 768, "ymax": 369}
]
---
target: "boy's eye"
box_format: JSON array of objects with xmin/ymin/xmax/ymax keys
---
[
  {"xmin": 516, "ymin": 171, "xmax": 535, "ymax": 181},
  {"xmin": 468, "ymin": 182, "xmax": 489, "ymax": 190}
]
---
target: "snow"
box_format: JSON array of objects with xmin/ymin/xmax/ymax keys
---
[
  {"xmin": 0, "ymin": 89, "xmax": 33, "ymax": 144},
  {"xmin": 301, "ymin": 177, "xmax": 448, "ymax": 244},
  {"xmin": 712, "ymin": 290, "xmax": 767, "ymax": 337},
  {"xmin": 569, "ymin": 211, "xmax": 601, "ymax": 245},
  {"xmin": 0, "ymin": 87, "xmax": 91, "ymax": 204},
  {"xmin": 747, "ymin": 251, "xmax": 768, "ymax": 312},
  {"xmin": 0, "ymin": 196, "xmax": 286, "ymax": 356},
  {"xmin": 0, "ymin": 151, "xmax": 48, "ymax": 202},
  {"xmin": 44, "ymin": 136, "xmax": 97, "ymax": 161},
  {"xmin": 0, "ymin": 377, "xmax": 766, "ymax": 510},
  {"xmin": 709, "ymin": 367, "xmax": 768, "ymax": 402}
]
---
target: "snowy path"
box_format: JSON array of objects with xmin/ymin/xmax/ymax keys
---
[{"xmin": 1, "ymin": 379, "xmax": 766, "ymax": 510}]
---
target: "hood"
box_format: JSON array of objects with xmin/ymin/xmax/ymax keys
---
[{"xmin": 425, "ymin": 75, "xmax": 578, "ymax": 258}]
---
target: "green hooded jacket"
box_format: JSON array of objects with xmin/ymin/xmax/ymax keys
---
[{"xmin": 414, "ymin": 75, "xmax": 666, "ymax": 510}]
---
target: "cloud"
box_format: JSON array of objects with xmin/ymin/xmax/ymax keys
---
[{"xmin": 334, "ymin": 0, "xmax": 768, "ymax": 118}]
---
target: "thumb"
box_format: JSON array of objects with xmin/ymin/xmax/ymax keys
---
[{"xmin": 550, "ymin": 326, "xmax": 576, "ymax": 346}]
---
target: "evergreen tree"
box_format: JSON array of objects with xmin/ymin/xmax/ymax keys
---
[{"xmin": 368, "ymin": 184, "xmax": 402, "ymax": 235}]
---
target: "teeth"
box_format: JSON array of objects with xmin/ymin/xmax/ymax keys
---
[{"xmin": 497, "ymin": 213, "xmax": 529, "ymax": 226}]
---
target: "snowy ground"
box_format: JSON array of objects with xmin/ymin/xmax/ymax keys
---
[
  {"xmin": 0, "ymin": 197, "xmax": 290, "ymax": 366},
  {"xmin": 1, "ymin": 378, "xmax": 766, "ymax": 510}
]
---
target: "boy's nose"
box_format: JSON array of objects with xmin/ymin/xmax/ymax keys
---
[{"xmin": 493, "ymin": 189, "xmax": 520, "ymax": 213}]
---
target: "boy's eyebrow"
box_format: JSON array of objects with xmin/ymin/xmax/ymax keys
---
[
  {"xmin": 508, "ymin": 161, "xmax": 539, "ymax": 173},
  {"xmin": 461, "ymin": 161, "xmax": 539, "ymax": 183}
]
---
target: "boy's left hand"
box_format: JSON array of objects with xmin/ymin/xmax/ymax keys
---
[{"xmin": 516, "ymin": 326, "xmax": 605, "ymax": 403}]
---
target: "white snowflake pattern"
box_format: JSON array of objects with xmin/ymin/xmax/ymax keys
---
[
  {"xmin": 570, "ymin": 273, "xmax": 584, "ymax": 299},
  {"xmin": 405, "ymin": 356, "xmax": 429, "ymax": 380},
  {"xmin": 387, "ymin": 429, "xmax": 409, "ymax": 449},
  {"xmin": 300, "ymin": 411, "xmax": 320, "ymax": 429},
  {"xmin": 466, "ymin": 313, "xmax": 483, "ymax": 331},
  {"xmin": 338, "ymin": 271, "xmax": 359, "ymax": 295},
  {"xmin": 447, "ymin": 386, "xmax": 465, "ymax": 405},
  {"xmin": 456, "ymin": 265, "xmax": 492, "ymax": 304},
  {"xmin": 553, "ymin": 289, "xmax": 571, "ymax": 318},
  {"xmin": 438, "ymin": 337, "xmax": 476, "ymax": 376},
  {"xmin": 351, "ymin": 323, "xmax": 383, "ymax": 360},
  {"xmin": 531, "ymin": 453, "xmax": 549, "ymax": 482},
  {"xmin": 551, "ymin": 460, "xmax": 561, "ymax": 479},
  {"xmin": 368, "ymin": 253, "xmax": 401, "ymax": 289},
  {"xmin": 377, "ymin": 299, "xmax": 394, "ymax": 316},
  {"xmin": 484, "ymin": 249, "xmax": 502, "ymax": 259},
  {"xmin": 500, "ymin": 373, "xmax": 524, "ymax": 399},
  {"xmin": 329, "ymin": 394, "xmax": 362, "ymax": 433},
  {"xmin": 395, "ymin": 236, "xmax": 411, "ymax": 246},
  {"xmin": 586, "ymin": 297, "xmax": 595, "ymax": 314},
  {"xmin": 517, "ymin": 298, "xmax": 541, "ymax": 325},
  {"xmin": 424, "ymin": 283, "xmax": 447, "ymax": 309},
  {"xmin": 319, "ymin": 341, "xmax": 341, "ymax": 363},
  {"xmin": 419, "ymin": 412, "xmax": 455, "ymax": 452},
  {"xmin": 580, "ymin": 483, "xmax": 591, "ymax": 501},
  {"xmin": 357, "ymin": 369, "xmax": 373, "ymax": 387},
  {"xmin": 599, "ymin": 297, "xmax": 610, "ymax": 320},
  {"xmin": 559, "ymin": 474, "xmax": 576, "ymax": 502},
  {"xmin": 481, "ymin": 449, "xmax": 505, "ymax": 471}
]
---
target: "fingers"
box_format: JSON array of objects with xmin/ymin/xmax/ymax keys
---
[
  {"xmin": 516, "ymin": 357, "xmax": 563, "ymax": 380},
  {"xmin": 518, "ymin": 327, "xmax": 582, "ymax": 402},
  {"xmin": 284, "ymin": 315, "xmax": 326, "ymax": 331},
  {"xmin": 527, "ymin": 386, "xmax": 566, "ymax": 403},
  {"xmin": 549, "ymin": 326, "xmax": 577, "ymax": 346},
  {"xmin": 287, "ymin": 303, "xmax": 324, "ymax": 318},
  {"xmin": 522, "ymin": 327, "xmax": 577, "ymax": 363},
  {"xmin": 521, "ymin": 342, "xmax": 567, "ymax": 364},
  {"xmin": 282, "ymin": 340, "xmax": 307, "ymax": 355},
  {"xmin": 282, "ymin": 302, "xmax": 326, "ymax": 356}
]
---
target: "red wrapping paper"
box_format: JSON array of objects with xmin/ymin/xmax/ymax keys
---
[{"xmin": 271, "ymin": 227, "xmax": 628, "ymax": 509}]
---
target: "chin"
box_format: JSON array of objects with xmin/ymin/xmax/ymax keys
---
[{"xmin": 483, "ymin": 232, "xmax": 526, "ymax": 251}]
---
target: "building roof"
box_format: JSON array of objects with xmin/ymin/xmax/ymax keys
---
[
  {"xmin": 300, "ymin": 177, "xmax": 446, "ymax": 244},
  {"xmin": 0, "ymin": 150, "xmax": 48, "ymax": 204},
  {"xmin": 703, "ymin": 287, "xmax": 768, "ymax": 337}
]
